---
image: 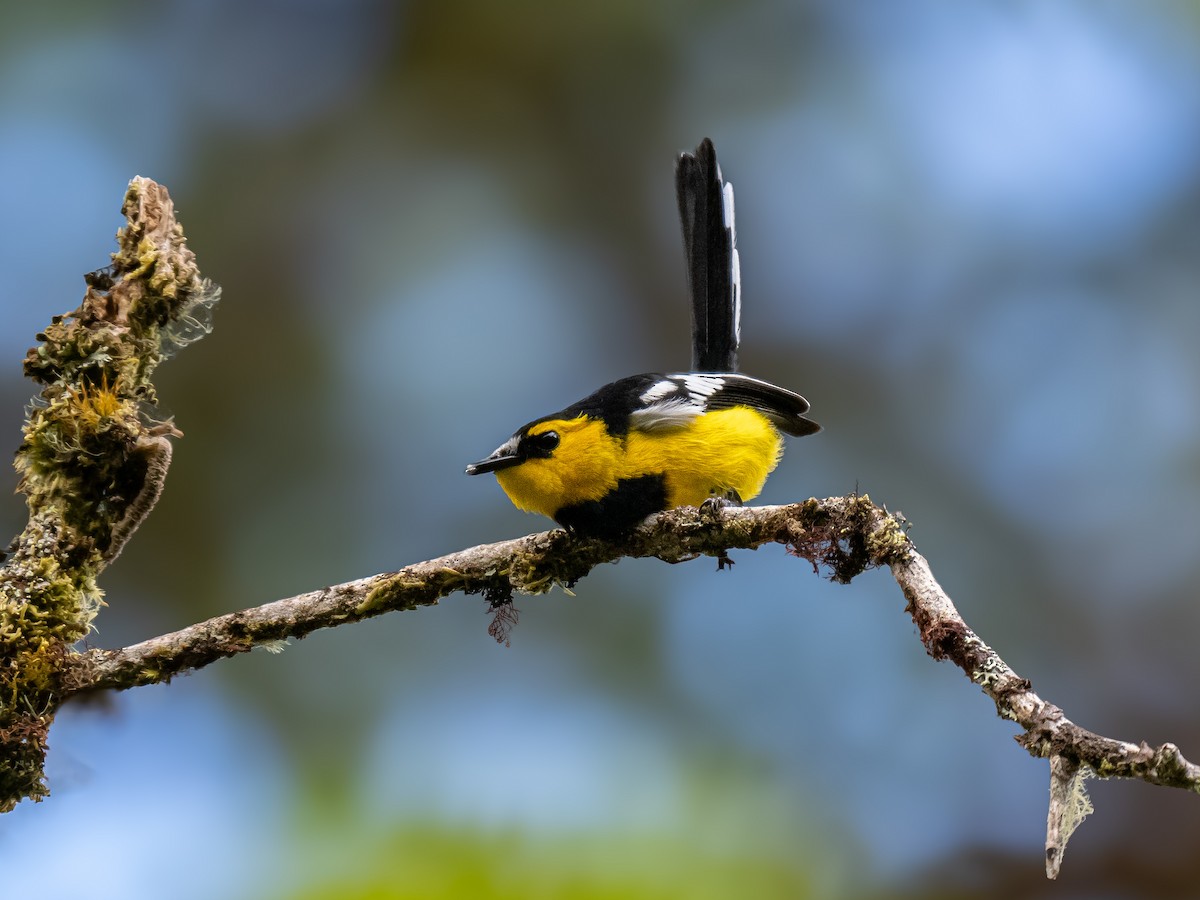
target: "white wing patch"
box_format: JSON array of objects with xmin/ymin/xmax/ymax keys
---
[
  {"xmin": 629, "ymin": 398, "xmax": 703, "ymax": 432},
  {"xmin": 632, "ymin": 374, "xmax": 731, "ymax": 432},
  {"xmin": 681, "ymin": 374, "xmax": 725, "ymax": 399},
  {"xmin": 639, "ymin": 379, "xmax": 679, "ymax": 404}
]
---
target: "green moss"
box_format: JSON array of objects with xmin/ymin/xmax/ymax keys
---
[
  {"xmin": 508, "ymin": 548, "xmax": 558, "ymax": 594},
  {"xmin": 865, "ymin": 510, "xmax": 912, "ymax": 566},
  {"xmin": 357, "ymin": 575, "xmax": 437, "ymax": 616}
]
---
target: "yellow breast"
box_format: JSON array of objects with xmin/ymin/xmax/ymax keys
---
[
  {"xmin": 494, "ymin": 407, "xmax": 783, "ymax": 521},
  {"xmin": 495, "ymin": 417, "xmax": 623, "ymax": 519},
  {"xmin": 624, "ymin": 406, "xmax": 783, "ymax": 507}
]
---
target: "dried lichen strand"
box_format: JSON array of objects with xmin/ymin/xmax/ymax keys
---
[{"xmin": 1, "ymin": 178, "xmax": 217, "ymax": 812}]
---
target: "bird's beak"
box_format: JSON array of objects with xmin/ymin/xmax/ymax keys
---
[{"xmin": 465, "ymin": 447, "xmax": 523, "ymax": 475}]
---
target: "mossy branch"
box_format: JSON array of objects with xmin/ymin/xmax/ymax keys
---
[
  {"xmin": 67, "ymin": 495, "xmax": 900, "ymax": 691},
  {"xmin": 1, "ymin": 177, "xmax": 218, "ymax": 812},
  {"xmin": 3, "ymin": 180, "xmax": 1198, "ymax": 882}
]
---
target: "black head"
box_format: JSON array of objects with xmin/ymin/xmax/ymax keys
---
[{"xmin": 465, "ymin": 425, "xmax": 561, "ymax": 475}]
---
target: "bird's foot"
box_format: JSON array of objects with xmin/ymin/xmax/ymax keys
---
[{"xmin": 699, "ymin": 489, "xmax": 742, "ymax": 522}]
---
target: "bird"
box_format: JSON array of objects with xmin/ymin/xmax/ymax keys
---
[{"xmin": 466, "ymin": 138, "xmax": 819, "ymax": 539}]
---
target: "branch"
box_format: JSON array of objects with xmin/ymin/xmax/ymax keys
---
[
  {"xmin": 69, "ymin": 497, "xmax": 886, "ymax": 691},
  {"xmin": 1, "ymin": 178, "xmax": 218, "ymax": 811},
  {"xmin": 65, "ymin": 496, "xmax": 1200, "ymax": 877},
  {"xmin": 59, "ymin": 496, "xmax": 1200, "ymax": 874},
  {"xmin": 890, "ymin": 535, "xmax": 1200, "ymax": 875}
]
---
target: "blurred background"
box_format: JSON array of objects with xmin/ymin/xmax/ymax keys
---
[{"xmin": 3, "ymin": 0, "xmax": 1200, "ymax": 897}]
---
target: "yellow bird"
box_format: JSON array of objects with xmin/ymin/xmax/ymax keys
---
[{"xmin": 467, "ymin": 139, "xmax": 819, "ymax": 538}]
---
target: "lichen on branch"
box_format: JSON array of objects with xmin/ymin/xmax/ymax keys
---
[{"xmin": 0, "ymin": 178, "xmax": 218, "ymax": 812}]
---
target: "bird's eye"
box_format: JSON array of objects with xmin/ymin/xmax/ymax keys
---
[{"xmin": 528, "ymin": 430, "xmax": 560, "ymax": 456}]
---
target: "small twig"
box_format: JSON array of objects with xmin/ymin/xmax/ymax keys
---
[
  {"xmin": 103, "ymin": 433, "xmax": 176, "ymax": 564},
  {"xmin": 893, "ymin": 546, "xmax": 1200, "ymax": 792}
]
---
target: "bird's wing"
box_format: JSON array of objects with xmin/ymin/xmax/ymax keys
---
[{"xmin": 629, "ymin": 373, "xmax": 820, "ymax": 437}]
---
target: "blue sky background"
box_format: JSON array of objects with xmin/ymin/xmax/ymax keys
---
[{"xmin": 3, "ymin": 1, "xmax": 1200, "ymax": 897}]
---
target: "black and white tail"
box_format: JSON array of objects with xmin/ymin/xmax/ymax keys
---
[{"xmin": 676, "ymin": 138, "xmax": 741, "ymax": 373}]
